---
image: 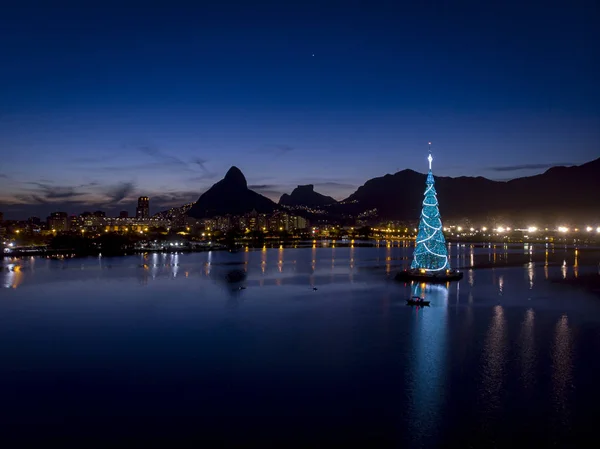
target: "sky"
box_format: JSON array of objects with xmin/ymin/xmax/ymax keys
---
[{"xmin": 1, "ymin": 1, "xmax": 599, "ymax": 219}]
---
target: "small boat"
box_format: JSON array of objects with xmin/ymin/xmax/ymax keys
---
[{"xmin": 406, "ymin": 296, "xmax": 430, "ymax": 306}]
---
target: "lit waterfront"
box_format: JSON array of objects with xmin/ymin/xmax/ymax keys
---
[{"xmin": 1, "ymin": 244, "xmax": 599, "ymax": 446}]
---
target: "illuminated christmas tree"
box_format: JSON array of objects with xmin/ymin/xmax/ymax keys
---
[{"xmin": 410, "ymin": 151, "xmax": 450, "ymax": 272}]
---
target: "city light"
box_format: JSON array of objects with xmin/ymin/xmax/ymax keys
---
[
  {"xmin": 482, "ymin": 227, "xmax": 487, "ymax": 232},
  {"xmin": 597, "ymin": 227, "xmax": 600, "ymax": 233},
  {"xmin": 558, "ymin": 226, "xmax": 569, "ymax": 233},
  {"xmin": 496, "ymin": 226, "xmax": 505, "ymax": 233},
  {"xmin": 528, "ymin": 226, "xmax": 537, "ymax": 233},
  {"xmin": 457, "ymin": 226, "xmax": 463, "ymax": 232},
  {"xmin": 587, "ymin": 226, "xmax": 593, "ymax": 232}
]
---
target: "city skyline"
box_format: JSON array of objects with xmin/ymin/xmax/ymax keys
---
[{"xmin": 1, "ymin": 2, "xmax": 599, "ymax": 219}]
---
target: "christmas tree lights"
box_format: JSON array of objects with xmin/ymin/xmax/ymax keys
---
[{"xmin": 410, "ymin": 153, "xmax": 450, "ymax": 272}]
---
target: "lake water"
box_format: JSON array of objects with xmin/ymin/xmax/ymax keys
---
[{"xmin": 1, "ymin": 243, "xmax": 600, "ymax": 448}]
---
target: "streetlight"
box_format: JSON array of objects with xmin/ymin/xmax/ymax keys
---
[{"xmin": 528, "ymin": 226, "xmax": 537, "ymax": 233}]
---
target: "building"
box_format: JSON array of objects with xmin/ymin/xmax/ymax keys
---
[
  {"xmin": 76, "ymin": 211, "xmax": 107, "ymax": 230},
  {"xmin": 103, "ymin": 217, "xmax": 171, "ymax": 232},
  {"xmin": 257, "ymin": 214, "xmax": 267, "ymax": 231},
  {"xmin": 269, "ymin": 212, "xmax": 290, "ymax": 231},
  {"xmin": 119, "ymin": 210, "xmax": 129, "ymax": 219},
  {"xmin": 47, "ymin": 212, "xmax": 69, "ymax": 232},
  {"xmin": 292, "ymin": 215, "xmax": 308, "ymax": 230},
  {"xmin": 215, "ymin": 215, "xmax": 232, "ymax": 231},
  {"xmin": 69, "ymin": 215, "xmax": 80, "ymax": 231},
  {"xmin": 136, "ymin": 197, "xmax": 150, "ymax": 219},
  {"xmin": 246, "ymin": 209, "xmax": 258, "ymax": 231}
]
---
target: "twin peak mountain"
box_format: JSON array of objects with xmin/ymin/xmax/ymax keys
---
[
  {"xmin": 187, "ymin": 166, "xmax": 333, "ymax": 219},
  {"xmin": 187, "ymin": 158, "xmax": 600, "ymax": 222}
]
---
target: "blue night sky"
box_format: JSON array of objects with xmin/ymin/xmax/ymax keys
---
[{"xmin": 1, "ymin": 1, "xmax": 598, "ymax": 218}]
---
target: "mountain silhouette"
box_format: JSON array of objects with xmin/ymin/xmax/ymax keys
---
[
  {"xmin": 279, "ymin": 184, "xmax": 337, "ymax": 207},
  {"xmin": 187, "ymin": 166, "xmax": 276, "ymax": 218},
  {"xmin": 342, "ymin": 158, "xmax": 600, "ymax": 223}
]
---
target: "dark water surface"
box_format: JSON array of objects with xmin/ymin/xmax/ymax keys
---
[{"xmin": 1, "ymin": 244, "xmax": 600, "ymax": 448}]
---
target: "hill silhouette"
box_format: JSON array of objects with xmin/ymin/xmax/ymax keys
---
[
  {"xmin": 342, "ymin": 158, "xmax": 600, "ymax": 223},
  {"xmin": 187, "ymin": 166, "xmax": 276, "ymax": 218},
  {"xmin": 279, "ymin": 185, "xmax": 337, "ymax": 208}
]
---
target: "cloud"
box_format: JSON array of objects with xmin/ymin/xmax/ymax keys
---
[
  {"xmin": 95, "ymin": 163, "xmax": 171, "ymax": 172},
  {"xmin": 191, "ymin": 158, "xmax": 209, "ymax": 171},
  {"xmin": 0, "ymin": 187, "xmax": 204, "ymax": 219},
  {"xmin": 255, "ymin": 144, "xmax": 295, "ymax": 158},
  {"xmin": 2, "ymin": 181, "xmax": 103, "ymax": 208},
  {"xmin": 248, "ymin": 184, "xmax": 277, "ymax": 190},
  {"xmin": 488, "ymin": 162, "xmax": 575, "ymax": 172},
  {"xmin": 139, "ymin": 145, "xmax": 214, "ymax": 172},
  {"xmin": 271, "ymin": 144, "xmax": 294, "ymax": 154},
  {"xmin": 138, "ymin": 145, "xmax": 189, "ymax": 167},
  {"xmin": 187, "ymin": 172, "xmax": 219, "ymax": 183},
  {"xmin": 148, "ymin": 191, "xmax": 200, "ymax": 210},
  {"xmin": 105, "ymin": 182, "xmax": 135, "ymax": 203},
  {"xmin": 312, "ymin": 181, "xmax": 357, "ymax": 190},
  {"xmin": 89, "ymin": 144, "xmax": 219, "ymax": 180},
  {"xmin": 14, "ymin": 193, "xmax": 49, "ymax": 204},
  {"xmin": 70, "ymin": 155, "xmax": 118, "ymax": 164},
  {"xmin": 0, "ymin": 173, "xmax": 8, "ymax": 179},
  {"xmin": 23, "ymin": 182, "xmax": 93, "ymax": 200}
]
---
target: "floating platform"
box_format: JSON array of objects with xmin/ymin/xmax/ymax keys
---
[{"xmin": 395, "ymin": 268, "xmax": 464, "ymax": 283}]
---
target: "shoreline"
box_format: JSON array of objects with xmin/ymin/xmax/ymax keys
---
[{"xmin": 3, "ymin": 239, "xmax": 600, "ymax": 260}]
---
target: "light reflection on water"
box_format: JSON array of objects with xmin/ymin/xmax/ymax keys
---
[
  {"xmin": 552, "ymin": 314, "xmax": 573, "ymax": 427},
  {"xmin": 480, "ymin": 305, "xmax": 508, "ymax": 419},
  {"xmin": 1, "ymin": 245, "xmax": 600, "ymax": 446},
  {"xmin": 5, "ymin": 243, "xmax": 592, "ymax": 291},
  {"xmin": 519, "ymin": 308, "xmax": 536, "ymax": 391},
  {"xmin": 407, "ymin": 283, "xmax": 448, "ymax": 444}
]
